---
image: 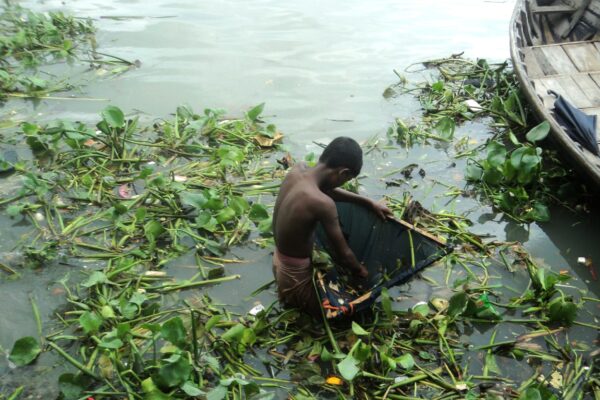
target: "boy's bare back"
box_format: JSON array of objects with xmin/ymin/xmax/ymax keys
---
[{"xmin": 273, "ymin": 163, "xmax": 337, "ymax": 259}]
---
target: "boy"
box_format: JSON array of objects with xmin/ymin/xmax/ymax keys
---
[{"xmin": 272, "ymin": 137, "xmax": 392, "ymax": 316}]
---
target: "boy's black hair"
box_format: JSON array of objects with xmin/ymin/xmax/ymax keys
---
[{"xmin": 319, "ymin": 137, "xmax": 363, "ymax": 176}]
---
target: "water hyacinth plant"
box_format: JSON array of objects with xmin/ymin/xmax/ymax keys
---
[
  {"xmin": 0, "ymin": 8, "xmax": 598, "ymax": 398},
  {"xmin": 0, "ymin": 3, "xmax": 135, "ymax": 100},
  {"xmin": 389, "ymin": 55, "xmax": 587, "ymax": 223},
  {"xmin": 2, "ymin": 107, "xmax": 598, "ymax": 397}
]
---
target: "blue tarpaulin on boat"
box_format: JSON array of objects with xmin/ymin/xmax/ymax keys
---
[{"xmin": 550, "ymin": 90, "xmax": 599, "ymax": 156}]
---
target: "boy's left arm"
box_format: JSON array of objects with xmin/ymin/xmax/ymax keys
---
[{"xmin": 325, "ymin": 188, "xmax": 392, "ymax": 220}]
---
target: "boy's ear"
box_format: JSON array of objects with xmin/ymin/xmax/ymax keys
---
[{"xmin": 339, "ymin": 168, "xmax": 354, "ymax": 180}]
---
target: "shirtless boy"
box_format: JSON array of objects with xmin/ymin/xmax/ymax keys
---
[{"xmin": 272, "ymin": 137, "xmax": 392, "ymax": 316}]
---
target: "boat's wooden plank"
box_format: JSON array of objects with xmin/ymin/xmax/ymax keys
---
[
  {"xmin": 537, "ymin": 76, "xmax": 594, "ymax": 108},
  {"xmin": 573, "ymin": 74, "xmax": 600, "ymax": 106},
  {"xmin": 540, "ymin": 45, "xmax": 579, "ymax": 74},
  {"xmin": 523, "ymin": 4, "xmax": 537, "ymax": 42},
  {"xmin": 563, "ymin": 42, "xmax": 600, "ymax": 72},
  {"xmin": 530, "ymin": 39, "xmax": 600, "ymax": 49},
  {"xmin": 562, "ymin": 0, "xmax": 592, "ymax": 39},
  {"xmin": 532, "ymin": 47, "xmax": 558, "ymax": 75},
  {"xmin": 557, "ymin": 76, "xmax": 595, "ymax": 108},
  {"xmin": 540, "ymin": 14, "xmax": 558, "ymax": 45},
  {"xmin": 588, "ymin": 72, "xmax": 600, "ymax": 92},
  {"xmin": 522, "ymin": 47, "xmax": 545, "ymax": 78},
  {"xmin": 531, "ymin": 4, "xmax": 576, "ymax": 14},
  {"xmin": 531, "ymin": 78, "xmax": 559, "ymax": 109}
]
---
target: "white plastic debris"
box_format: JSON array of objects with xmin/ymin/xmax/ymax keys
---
[
  {"xmin": 249, "ymin": 304, "xmax": 265, "ymax": 316},
  {"xmin": 464, "ymin": 99, "xmax": 483, "ymax": 112},
  {"xmin": 173, "ymin": 175, "xmax": 187, "ymax": 182},
  {"xmin": 577, "ymin": 257, "xmax": 587, "ymax": 264},
  {"xmin": 144, "ymin": 271, "xmax": 167, "ymax": 277}
]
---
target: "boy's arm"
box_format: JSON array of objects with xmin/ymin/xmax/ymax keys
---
[
  {"xmin": 317, "ymin": 198, "xmax": 368, "ymax": 278},
  {"xmin": 325, "ymin": 188, "xmax": 392, "ymax": 220}
]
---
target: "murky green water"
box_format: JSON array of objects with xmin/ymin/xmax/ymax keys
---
[{"xmin": 1, "ymin": 0, "xmax": 598, "ymax": 396}]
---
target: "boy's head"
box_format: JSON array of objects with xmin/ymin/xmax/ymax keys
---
[{"xmin": 319, "ymin": 137, "xmax": 363, "ymax": 187}]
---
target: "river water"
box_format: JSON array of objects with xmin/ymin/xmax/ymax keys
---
[{"xmin": 1, "ymin": 0, "xmax": 599, "ymax": 396}]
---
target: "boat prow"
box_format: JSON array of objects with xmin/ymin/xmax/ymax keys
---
[{"xmin": 510, "ymin": 0, "xmax": 600, "ymax": 187}]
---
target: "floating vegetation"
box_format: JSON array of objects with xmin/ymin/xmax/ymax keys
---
[
  {"xmin": 1, "ymin": 101, "xmax": 598, "ymax": 398},
  {"xmin": 0, "ymin": 4, "xmax": 136, "ymax": 100},
  {"xmin": 465, "ymin": 121, "xmax": 572, "ymax": 222},
  {"xmin": 389, "ymin": 55, "xmax": 587, "ymax": 223}
]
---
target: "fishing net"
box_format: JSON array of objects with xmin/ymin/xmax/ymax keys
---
[{"xmin": 315, "ymin": 202, "xmax": 449, "ymax": 320}]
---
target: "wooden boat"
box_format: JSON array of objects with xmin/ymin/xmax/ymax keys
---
[{"xmin": 510, "ymin": 0, "xmax": 600, "ymax": 186}]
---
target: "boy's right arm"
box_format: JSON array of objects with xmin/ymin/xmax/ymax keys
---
[{"xmin": 317, "ymin": 198, "xmax": 368, "ymax": 278}]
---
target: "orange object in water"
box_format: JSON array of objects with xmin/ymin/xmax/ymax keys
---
[{"xmin": 326, "ymin": 376, "xmax": 343, "ymax": 386}]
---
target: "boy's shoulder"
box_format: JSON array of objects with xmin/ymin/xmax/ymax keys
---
[{"xmin": 290, "ymin": 161, "xmax": 308, "ymax": 172}]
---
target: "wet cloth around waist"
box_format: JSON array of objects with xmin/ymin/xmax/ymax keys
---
[{"xmin": 272, "ymin": 248, "xmax": 320, "ymax": 316}]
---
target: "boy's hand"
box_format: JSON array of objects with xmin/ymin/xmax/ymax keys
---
[
  {"xmin": 370, "ymin": 200, "xmax": 393, "ymax": 220},
  {"xmin": 355, "ymin": 263, "xmax": 368, "ymax": 278}
]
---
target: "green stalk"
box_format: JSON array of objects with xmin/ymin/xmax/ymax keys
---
[
  {"xmin": 151, "ymin": 275, "xmax": 240, "ymax": 292},
  {"xmin": 47, "ymin": 341, "xmax": 100, "ymax": 380},
  {"xmin": 407, "ymin": 230, "xmax": 415, "ymax": 268},
  {"xmin": 30, "ymin": 295, "xmax": 43, "ymax": 342}
]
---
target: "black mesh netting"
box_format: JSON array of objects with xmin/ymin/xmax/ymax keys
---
[{"xmin": 315, "ymin": 202, "xmax": 449, "ymax": 320}]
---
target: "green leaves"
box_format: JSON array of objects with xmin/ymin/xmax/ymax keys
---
[
  {"xmin": 448, "ymin": 292, "xmax": 469, "ymax": 319},
  {"xmin": 486, "ymin": 141, "xmax": 507, "ymax": 168},
  {"xmin": 465, "ymin": 163, "xmax": 483, "ymax": 181},
  {"xmin": 144, "ymin": 220, "xmax": 165, "ymax": 243},
  {"xmin": 222, "ymin": 323, "xmax": 245, "ymax": 342},
  {"xmin": 351, "ymin": 321, "xmax": 369, "ymax": 336},
  {"xmin": 9, "ymin": 336, "xmax": 41, "ymax": 366},
  {"xmin": 380, "ymin": 287, "xmax": 393, "ymax": 319},
  {"xmin": 525, "ymin": 121, "xmax": 550, "ymax": 143},
  {"xmin": 206, "ymin": 374, "xmax": 265, "ymax": 400},
  {"xmin": 246, "ymin": 103, "xmax": 265, "ymax": 122},
  {"xmin": 161, "ymin": 317, "xmax": 187, "ymax": 348},
  {"xmin": 248, "ymin": 203, "xmax": 269, "ymax": 222},
  {"xmin": 467, "ymin": 130, "xmax": 553, "ymax": 222},
  {"xmin": 101, "ymin": 105, "xmax": 125, "ymax": 128},
  {"xmin": 216, "ymin": 207, "xmax": 236, "ymax": 224},
  {"xmin": 525, "ymin": 201, "xmax": 550, "ymax": 222},
  {"xmin": 509, "ymin": 146, "xmax": 541, "ymax": 184},
  {"xmin": 503, "ymin": 90, "xmax": 526, "ymax": 126},
  {"xmin": 547, "ymin": 296, "xmax": 578, "ymax": 326},
  {"xmin": 336, "ymin": 339, "xmax": 372, "ymax": 382},
  {"xmin": 519, "ymin": 387, "xmax": 542, "ymax": 400},
  {"xmin": 217, "ymin": 145, "xmax": 245, "ymax": 168},
  {"xmin": 447, "ymin": 292, "xmax": 501, "ymax": 321},
  {"xmin": 434, "ymin": 116, "xmax": 455, "ymax": 140},
  {"xmin": 337, "ymin": 354, "xmax": 360, "ymax": 381},
  {"xmin": 81, "ymin": 270, "xmax": 108, "ymax": 287},
  {"xmin": 221, "ymin": 323, "xmax": 256, "ymax": 354},
  {"xmin": 58, "ymin": 373, "xmax": 92, "ymax": 400},
  {"xmin": 79, "ymin": 311, "xmax": 103, "ymax": 334},
  {"xmin": 411, "ymin": 302, "xmax": 430, "ymax": 318},
  {"xmin": 153, "ymin": 353, "xmax": 193, "ymax": 389},
  {"xmin": 396, "ymin": 353, "xmax": 415, "ymax": 370},
  {"xmin": 180, "ymin": 192, "xmax": 207, "ymax": 209}
]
